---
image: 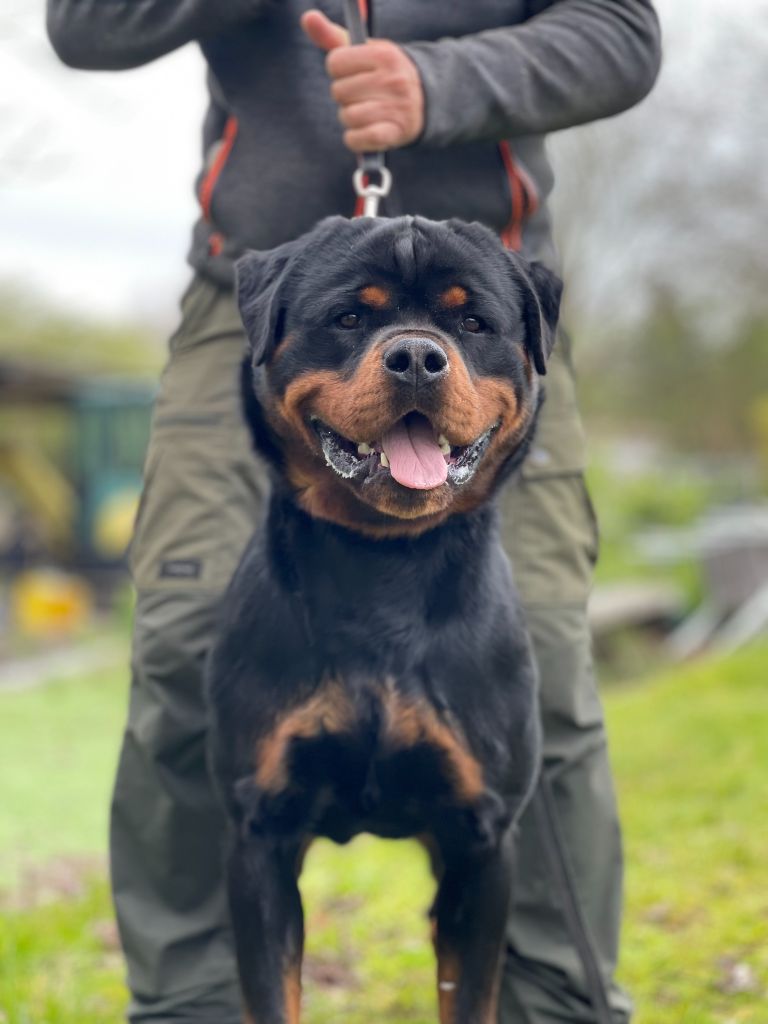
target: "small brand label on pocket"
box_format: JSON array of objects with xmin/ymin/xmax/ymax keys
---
[{"xmin": 159, "ymin": 559, "xmax": 202, "ymax": 580}]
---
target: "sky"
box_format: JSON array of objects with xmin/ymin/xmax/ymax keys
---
[
  {"xmin": 1, "ymin": 1, "xmax": 206, "ymax": 327},
  {"xmin": 1, "ymin": 0, "xmax": 765, "ymax": 333}
]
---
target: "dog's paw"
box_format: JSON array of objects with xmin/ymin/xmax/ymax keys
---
[{"xmin": 462, "ymin": 790, "xmax": 513, "ymax": 853}]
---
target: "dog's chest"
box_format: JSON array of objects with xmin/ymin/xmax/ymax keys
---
[{"xmin": 247, "ymin": 675, "xmax": 486, "ymax": 844}]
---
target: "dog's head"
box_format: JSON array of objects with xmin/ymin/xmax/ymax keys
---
[{"xmin": 237, "ymin": 216, "xmax": 561, "ymax": 537}]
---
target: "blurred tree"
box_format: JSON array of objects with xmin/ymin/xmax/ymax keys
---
[
  {"xmin": 550, "ymin": 0, "xmax": 768, "ymax": 347},
  {"xmin": 0, "ymin": 286, "xmax": 162, "ymax": 375},
  {"xmin": 578, "ymin": 290, "xmax": 768, "ymax": 457}
]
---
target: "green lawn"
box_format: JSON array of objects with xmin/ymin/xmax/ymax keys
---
[{"xmin": 1, "ymin": 646, "xmax": 766, "ymax": 1023}]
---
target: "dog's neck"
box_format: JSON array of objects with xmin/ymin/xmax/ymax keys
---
[
  {"xmin": 262, "ymin": 486, "xmax": 504, "ymax": 670},
  {"xmin": 269, "ymin": 484, "xmax": 497, "ymax": 579}
]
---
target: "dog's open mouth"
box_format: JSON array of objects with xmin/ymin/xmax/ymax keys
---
[{"xmin": 312, "ymin": 412, "xmax": 498, "ymax": 490}]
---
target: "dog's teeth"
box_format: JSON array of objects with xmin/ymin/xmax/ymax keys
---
[
  {"xmin": 357, "ymin": 443, "xmax": 372, "ymax": 455},
  {"xmin": 438, "ymin": 435, "xmax": 451, "ymax": 455},
  {"xmin": 380, "ymin": 451, "xmax": 390, "ymax": 468}
]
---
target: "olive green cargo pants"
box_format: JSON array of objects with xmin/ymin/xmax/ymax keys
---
[{"xmin": 111, "ymin": 275, "xmax": 632, "ymax": 1023}]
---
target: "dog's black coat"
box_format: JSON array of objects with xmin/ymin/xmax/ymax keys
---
[{"xmin": 206, "ymin": 215, "xmax": 561, "ymax": 1023}]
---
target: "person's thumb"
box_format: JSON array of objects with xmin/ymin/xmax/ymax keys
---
[{"xmin": 300, "ymin": 9, "xmax": 350, "ymax": 52}]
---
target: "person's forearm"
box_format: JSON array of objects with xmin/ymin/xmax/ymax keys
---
[
  {"xmin": 403, "ymin": 0, "xmax": 662, "ymax": 146},
  {"xmin": 47, "ymin": 0, "xmax": 266, "ymax": 70}
]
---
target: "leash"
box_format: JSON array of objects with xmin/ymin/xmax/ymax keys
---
[
  {"xmin": 338, "ymin": 4, "xmax": 614, "ymax": 1017},
  {"xmin": 531, "ymin": 776, "xmax": 616, "ymax": 1024},
  {"xmin": 342, "ymin": 0, "xmax": 392, "ymax": 217}
]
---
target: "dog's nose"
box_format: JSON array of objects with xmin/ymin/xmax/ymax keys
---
[{"xmin": 383, "ymin": 337, "xmax": 449, "ymax": 388}]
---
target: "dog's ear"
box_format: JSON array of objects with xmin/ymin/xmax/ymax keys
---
[
  {"xmin": 514, "ymin": 258, "xmax": 563, "ymax": 376},
  {"xmin": 235, "ymin": 238, "xmax": 301, "ymax": 365}
]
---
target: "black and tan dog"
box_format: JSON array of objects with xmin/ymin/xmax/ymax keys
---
[{"xmin": 206, "ymin": 215, "xmax": 561, "ymax": 1024}]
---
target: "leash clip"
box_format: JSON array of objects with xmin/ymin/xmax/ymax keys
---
[
  {"xmin": 353, "ymin": 165, "xmax": 393, "ymax": 218},
  {"xmin": 344, "ymin": 1, "xmax": 392, "ymax": 219}
]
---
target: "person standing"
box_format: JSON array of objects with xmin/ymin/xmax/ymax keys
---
[{"xmin": 47, "ymin": 3, "xmax": 661, "ymax": 1021}]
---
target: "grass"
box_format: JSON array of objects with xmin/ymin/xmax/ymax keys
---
[
  {"xmin": 1, "ymin": 646, "xmax": 767, "ymax": 1023},
  {"xmin": 0, "ymin": 664, "xmax": 126, "ymax": 889},
  {"xmin": 606, "ymin": 650, "xmax": 768, "ymax": 1022}
]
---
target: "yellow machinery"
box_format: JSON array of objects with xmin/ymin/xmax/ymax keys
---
[{"xmin": 0, "ymin": 359, "xmax": 153, "ymax": 634}]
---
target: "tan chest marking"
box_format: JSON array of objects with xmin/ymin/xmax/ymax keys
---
[
  {"xmin": 254, "ymin": 681, "xmax": 484, "ymax": 806},
  {"xmin": 255, "ymin": 682, "xmax": 356, "ymax": 794},
  {"xmin": 380, "ymin": 684, "xmax": 484, "ymax": 803}
]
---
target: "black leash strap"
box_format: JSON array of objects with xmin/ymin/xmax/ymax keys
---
[
  {"xmin": 342, "ymin": 0, "xmax": 368, "ymax": 44},
  {"xmin": 342, "ymin": 0, "xmax": 391, "ymax": 216},
  {"xmin": 532, "ymin": 775, "xmax": 616, "ymax": 1024}
]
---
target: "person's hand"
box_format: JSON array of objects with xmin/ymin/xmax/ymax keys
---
[{"xmin": 301, "ymin": 9, "xmax": 424, "ymax": 152}]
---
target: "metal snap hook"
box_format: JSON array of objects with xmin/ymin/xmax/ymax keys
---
[{"xmin": 352, "ymin": 166, "xmax": 393, "ymax": 218}]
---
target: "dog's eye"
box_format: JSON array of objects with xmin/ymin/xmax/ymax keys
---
[
  {"xmin": 337, "ymin": 313, "xmax": 361, "ymax": 330},
  {"xmin": 462, "ymin": 316, "xmax": 485, "ymax": 334}
]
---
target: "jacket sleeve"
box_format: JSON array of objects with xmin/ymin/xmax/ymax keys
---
[
  {"xmin": 47, "ymin": 0, "xmax": 266, "ymax": 70},
  {"xmin": 402, "ymin": 0, "xmax": 662, "ymax": 146}
]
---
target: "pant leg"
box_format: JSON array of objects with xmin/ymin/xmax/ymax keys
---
[
  {"xmin": 110, "ymin": 277, "xmax": 268, "ymax": 1023},
  {"xmin": 498, "ymin": 339, "xmax": 632, "ymax": 1023}
]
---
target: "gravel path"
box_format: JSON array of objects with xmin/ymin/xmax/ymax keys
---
[{"xmin": 0, "ymin": 640, "xmax": 125, "ymax": 694}]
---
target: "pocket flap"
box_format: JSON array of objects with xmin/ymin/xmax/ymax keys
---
[{"xmin": 521, "ymin": 412, "xmax": 587, "ymax": 479}]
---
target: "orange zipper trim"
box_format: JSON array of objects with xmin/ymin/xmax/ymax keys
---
[
  {"xmin": 498, "ymin": 140, "xmax": 538, "ymax": 251},
  {"xmin": 199, "ymin": 115, "xmax": 239, "ymax": 223}
]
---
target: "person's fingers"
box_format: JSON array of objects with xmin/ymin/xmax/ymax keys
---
[
  {"xmin": 300, "ymin": 9, "xmax": 349, "ymax": 51},
  {"xmin": 331, "ymin": 69, "xmax": 415, "ymax": 107},
  {"xmin": 343, "ymin": 122, "xmax": 402, "ymax": 153},
  {"xmin": 326, "ymin": 39, "xmax": 396, "ymax": 79},
  {"xmin": 301, "ymin": 12, "xmax": 424, "ymax": 153},
  {"xmin": 330, "ymin": 71, "xmax": 380, "ymax": 106},
  {"xmin": 338, "ymin": 100, "xmax": 388, "ymax": 130}
]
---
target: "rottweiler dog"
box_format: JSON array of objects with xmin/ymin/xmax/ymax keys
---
[{"xmin": 206, "ymin": 214, "xmax": 562, "ymax": 1024}]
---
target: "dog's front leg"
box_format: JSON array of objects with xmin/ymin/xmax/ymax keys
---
[
  {"xmin": 226, "ymin": 835, "xmax": 306, "ymax": 1024},
  {"xmin": 431, "ymin": 827, "xmax": 516, "ymax": 1024}
]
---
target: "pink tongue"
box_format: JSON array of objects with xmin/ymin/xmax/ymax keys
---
[{"xmin": 381, "ymin": 416, "xmax": 448, "ymax": 490}]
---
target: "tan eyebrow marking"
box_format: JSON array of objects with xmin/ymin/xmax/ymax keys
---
[
  {"xmin": 440, "ymin": 285, "xmax": 469, "ymax": 309},
  {"xmin": 359, "ymin": 285, "xmax": 391, "ymax": 309}
]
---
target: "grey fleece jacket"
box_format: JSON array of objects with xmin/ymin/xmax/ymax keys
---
[{"xmin": 47, "ymin": 0, "xmax": 661, "ymax": 283}]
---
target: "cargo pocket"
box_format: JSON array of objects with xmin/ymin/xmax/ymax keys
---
[
  {"xmin": 520, "ymin": 340, "xmax": 586, "ymax": 484},
  {"xmin": 520, "ymin": 411, "xmax": 587, "ymax": 483},
  {"xmin": 127, "ymin": 436, "xmax": 162, "ymax": 581},
  {"xmin": 500, "ymin": 351, "xmax": 599, "ymax": 606},
  {"xmin": 129, "ymin": 426, "xmax": 264, "ymax": 592}
]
